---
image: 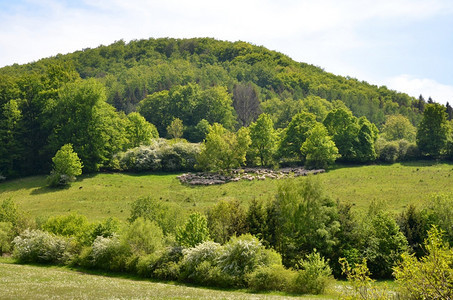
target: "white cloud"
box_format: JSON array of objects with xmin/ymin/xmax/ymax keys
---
[{"xmin": 386, "ymin": 75, "xmax": 453, "ymax": 105}]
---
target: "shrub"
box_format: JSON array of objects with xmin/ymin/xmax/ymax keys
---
[
  {"xmin": 89, "ymin": 217, "xmax": 120, "ymax": 242},
  {"xmin": 123, "ymin": 217, "xmax": 163, "ymax": 255},
  {"xmin": 293, "ymin": 250, "xmax": 332, "ymax": 294},
  {"xmin": 176, "ymin": 213, "xmax": 210, "ymax": 248},
  {"xmin": 217, "ymin": 234, "xmax": 273, "ymax": 285},
  {"xmin": 42, "ymin": 213, "xmax": 92, "ymax": 246},
  {"xmin": 0, "ymin": 222, "xmax": 14, "ymax": 254},
  {"xmin": 180, "ymin": 241, "xmax": 222, "ymax": 283},
  {"xmin": 207, "ymin": 199, "xmax": 247, "ymax": 244},
  {"xmin": 110, "ymin": 139, "xmax": 200, "ymax": 172},
  {"xmin": 394, "ymin": 226, "xmax": 453, "ymax": 299},
  {"xmin": 151, "ymin": 246, "xmax": 183, "ymax": 280},
  {"xmin": 12, "ymin": 229, "xmax": 72, "ymax": 264},
  {"xmin": 90, "ymin": 234, "xmax": 131, "ymax": 271},
  {"xmin": 247, "ymin": 264, "xmax": 296, "ymax": 292},
  {"xmin": 128, "ymin": 196, "xmax": 182, "ymax": 235}
]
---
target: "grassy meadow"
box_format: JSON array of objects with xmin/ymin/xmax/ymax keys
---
[
  {"xmin": 0, "ymin": 258, "xmax": 337, "ymax": 299},
  {"xmin": 1, "ymin": 161, "xmax": 452, "ymax": 221}
]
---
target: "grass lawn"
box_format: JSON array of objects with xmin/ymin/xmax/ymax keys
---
[
  {"xmin": 1, "ymin": 161, "xmax": 452, "ymax": 221},
  {"xmin": 0, "ymin": 259, "xmax": 337, "ymax": 299}
]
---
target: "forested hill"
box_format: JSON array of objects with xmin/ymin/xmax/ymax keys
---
[
  {"xmin": 0, "ymin": 37, "xmax": 428, "ymax": 177},
  {"xmin": 1, "ymin": 37, "xmax": 423, "ymax": 128}
]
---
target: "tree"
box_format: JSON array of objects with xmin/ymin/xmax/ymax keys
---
[
  {"xmin": 279, "ymin": 112, "xmax": 318, "ymax": 161},
  {"xmin": 126, "ymin": 112, "xmax": 158, "ymax": 147},
  {"xmin": 176, "ymin": 213, "xmax": 210, "ymax": 248},
  {"xmin": 47, "ymin": 144, "xmax": 82, "ymax": 186},
  {"xmin": 323, "ymin": 108, "xmax": 358, "ymax": 161},
  {"xmin": 0, "ymin": 100, "xmax": 23, "ymax": 177},
  {"xmin": 301, "ymin": 123, "xmax": 339, "ymax": 169},
  {"xmin": 167, "ymin": 118, "xmax": 184, "ymax": 139},
  {"xmin": 207, "ymin": 199, "xmax": 247, "ymax": 244},
  {"xmin": 269, "ymin": 177, "xmax": 340, "ymax": 266},
  {"xmin": 249, "ymin": 113, "xmax": 277, "ymax": 166},
  {"xmin": 233, "ymin": 82, "xmax": 261, "ymax": 127},
  {"xmin": 381, "ymin": 114, "xmax": 416, "ymax": 142},
  {"xmin": 48, "ymin": 79, "xmax": 128, "ymax": 172},
  {"xmin": 197, "ymin": 124, "xmax": 251, "ymax": 171},
  {"xmin": 394, "ymin": 227, "xmax": 453, "ymax": 299},
  {"xmin": 416, "ymin": 103, "xmax": 449, "ymax": 157},
  {"xmin": 446, "ymin": 102, "xmax": 453, "ymax": 121}
]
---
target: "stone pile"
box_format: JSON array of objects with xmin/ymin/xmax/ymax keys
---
[{"xmin": 177, "ymin": 167, "xmax": 325, "ymax": 185}]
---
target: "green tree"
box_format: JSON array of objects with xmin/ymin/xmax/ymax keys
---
[
  {"xmin": 270, "ymin": 177, "xmax": 340, "ymax": 267},
  {"xmin": 47, "ymin": 144, "xmax": 82, "ymax": 187},
  {"xmin": 323, "ymin": 108, "xmax": 358, "ymax": 161},
  {"xmin": 48, "ymin": 79, "xmax": 128, "ymax": 171},
  {"xmin": 207, "ymin": 199, "xmax": 247, "ymax": 244},
  {"xmin": 0, "ymin": 100, "xmax": 23, "ymax": 177},
  {"xmin": 249, "ymin": 113, "xmax": 276, "ymax": 166},
  {"xmin": 300, "ymin": 123, "xmax": 339, "ymax": 169},
  {"xmin": 167, "ymin": 118, "xmax": 184, "ymax": 139},
  {"xmin": 381, "ymin": 114, "xmax": 416, "ymax": 142},
  {"xmin": 279, "ymin": 112, "xmax": 318, "ymax": 161},
  {"xmin": 197, "ymin": 124, "xmax": 251, "ymax": 171},
  {"xmin": 394, "ymin": 226, "xmax": 453, "ymax": 299},
  {"xmin": 126, "ymin": 112, "xmax": 158, "ymax": 147},
  {"xmin": 416, "ymin": 103, "xmax": 449, "ymax": 157},
  {"xmin": 363, "ymin": 211, "xmax": 408, "ymax": 278},
  {"xmin": 176, "ymin": 213, "xmax": 210, "ymax": 248}
]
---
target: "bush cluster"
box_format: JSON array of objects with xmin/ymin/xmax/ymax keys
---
[{"xmin": 110, "ymin": 139, "xmax": 200, "ymax": 172}]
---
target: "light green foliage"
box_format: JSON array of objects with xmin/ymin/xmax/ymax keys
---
[
  {"xmin": 0, "ymin": 198, "xmax": 30, "ymax": 235},
  {"xmin": 382, "ymin": 114, "xmax": 416, "ymax": 142},
  {"xmin": 0, "ymin": 221, "xmax": 14, "ymax": 254},
  {"xmin": 123, "ymin": 217, "xmax": 163, "ymax": 255},
  {"xmin": 279, "ymin": 112, "xmax": 318, "ymax": 160},
  {"xmin": 197, "ymin": 123, "xmax": 251, "ymax": 171},
  {"xmin": 293, "ymin": 250, "xmax": 332, "ymax": 295},
  {"xmin": 249, "ymin": 113, "xmax": 277, "ymax": 166},
  {"xmin": 47, "ymin": 144, "xmax": 82, "ymax": 187},
  {"xmin": 207, "ymin": 199, "xmax": 247, "ymax": 244},
  {"xmin": 301, "ymin": 123, "xmax": 339, "ymax": 169},
  {"xmin": 362, "ymin": 211, "xmax": 408, "ymax": 278},
  {"xmin": 425, "ymin": 194, "xmax": 453, "ymax": 244},
  {"xmin": 247, "ymin": 264, "xmax": 296, "ymax": 292},
  {"xmin": 126, "ymin": 112, "xmax": 158, "ymax": 147},
  {"xmin": 176, "ymin": 213, "xmax": 210, "ymax": 248},
  {"xmin": 394, "ymin": 227, "xmax": 453, "ymax": 300},
  {"xmin": 128, "ymin": 196, "xmax": 182, "ymax": 235},
  {"xmin": 12, "ymin": 229, "xmax": 72, "ymax": 264},
  {"xmin": 416, "ymin": 103, "xmax": 450, "ymax": 157},
  {"xmin": 42, "ymin": 213, "xmax": 92, "ymax": 245},
  {"xmin": 166, "ymin": 118, "xmax": 184, "ymax": 139},
  {"xmin": 339, "ymin": 258, "xmax": 389, "ymax": 299},
  {"xmin": 271, "ymin": 177, "xmax": 340, "ymax": 266}
]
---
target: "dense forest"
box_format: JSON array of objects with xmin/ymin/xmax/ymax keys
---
[{"xmin": 1, "ymin": 37, "xmax": 452, "ymax": 179}]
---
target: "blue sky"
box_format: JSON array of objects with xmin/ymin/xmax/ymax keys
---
[{"xmin": 1, "ymin": 0, "xmax": 452, "ymax": 104}]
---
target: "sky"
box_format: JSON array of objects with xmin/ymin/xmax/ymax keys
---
[{"xmin": 1, "ymin": 0, "xmax": 453, "ymax": 104}]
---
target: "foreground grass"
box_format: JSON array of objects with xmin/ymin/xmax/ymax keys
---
[
  {"xmin": 0, "ymin": 259, "xmax": 336, "ymax": 299},
  {"xmin": 1, "ymin": 161, "xmax": 452, "ymax": 221}
]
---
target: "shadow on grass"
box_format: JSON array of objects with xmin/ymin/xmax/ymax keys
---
[{"xmin": 30, "ymin": 184, "xmax": 71, "ymax": 195}]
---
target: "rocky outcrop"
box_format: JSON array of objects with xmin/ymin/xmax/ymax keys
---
[{"xmin": 177, "ymin": 167, "xmax": 325, "ymax": 185}]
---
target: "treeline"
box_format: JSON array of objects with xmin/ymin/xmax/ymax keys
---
[{"xmin": 2, "ymin": 177, "xmax": 453, "ymax": 297}]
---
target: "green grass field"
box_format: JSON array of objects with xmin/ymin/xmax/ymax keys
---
[
  {"xmin": 0, "ymin": 259, "xmax": 336, "ymax": 299},
  {"xmin": 1, "ymin": 161, "xmax": 452, "ymax": 222}
]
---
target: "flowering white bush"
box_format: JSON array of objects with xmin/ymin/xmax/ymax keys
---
[{"xmin": 13, "ymin": 229, "xmax": 71, "ymax": 264}]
